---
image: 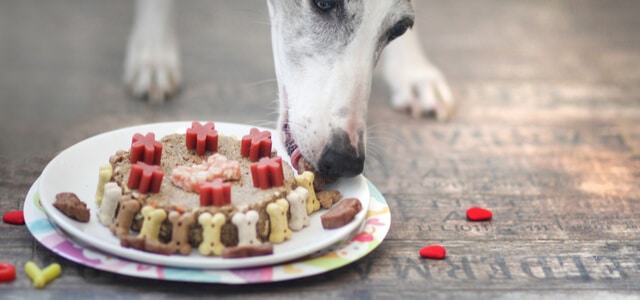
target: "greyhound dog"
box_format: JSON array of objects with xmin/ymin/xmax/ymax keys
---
[{"xmin": 124, "ymin": 0, "xmax": 454, "ymax": 179}]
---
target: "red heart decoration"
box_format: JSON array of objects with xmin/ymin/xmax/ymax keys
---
[
  {"xmin": 466, "ymin": 207, "xmax": 492, "ymax": 221},
  {"xmin": 2, "ymin": 210, "xmax": 25, "ymax": 225},
  {"xmin": 419, "ymin": 245, "xmax": 446, "ymax": 259},
  {"xmin": 0, "ymin": 262, "xmax": 16, "ymax": 283}
]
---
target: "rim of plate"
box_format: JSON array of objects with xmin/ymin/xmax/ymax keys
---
[{"xmin": 37, "ymin": 121, "xmax": 370, "ymax": 269}]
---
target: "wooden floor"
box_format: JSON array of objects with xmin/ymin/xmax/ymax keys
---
[{"xmin": 1, "ymin": 0, "xmax": 639, "ymax": 298}]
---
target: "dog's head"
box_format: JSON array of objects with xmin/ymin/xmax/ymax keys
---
[{"xmin": 267, "ymin": 0, "xmax": 414, "ymax": 179}]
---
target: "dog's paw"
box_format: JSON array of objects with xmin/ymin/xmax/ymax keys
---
[
  {"xmin": 124, "ymin": 34, "xmax": 181, "ymax": 103},
  {"xmin": 388, "ymin": 63, "xmax": 454, "ymax": 121}
]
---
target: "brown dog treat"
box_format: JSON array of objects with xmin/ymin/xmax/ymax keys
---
[
  {"xmin": 317, "ymin": 190, "xmax": 342, "ymax": 209},
  {"xmin": 110, "ymin": 197, "xmax": 141, "ymax": 237},
  {"xmin": 296, "ymin": 157, "xmax": 314, "ymax": 175},
  {"xmin": 121, "ymin": 236, "xmax": 173, "ymax": 255},
  {"xmin": 144, "ymin": 238, "xmax": 174, "ymax": 255},
  {"xmin": 53, "ymin": 192, "xmax": 90, "ymax": 222},
  {"xmin": 312, "ymin": 175, "xmax": 326, "ymax": 191},
  {"xmin": 296, "ymin": 157, "xmax": 335, "ymax": 191},
  {"xmin": 120, "ymin": 235, "xmax": 146, "ymax": 250},
  {"xmin": 320, "ymin": 198, "xmax": 362, "ymax": 229},
  {"xmin": 167, "ymin": 211, "xmax": 196, "ymax": 255},
  {"xmin": 313, "ymin": 174, "xmax": 335, "ymax": 192},
  {"xmin": 221, "ymin": 243, "xmax": 274, "ymax": 259}
]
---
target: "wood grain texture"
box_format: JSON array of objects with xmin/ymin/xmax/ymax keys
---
[{"xmin": 1, "ymin": 0, "xmax": 639, "ymax": 299}]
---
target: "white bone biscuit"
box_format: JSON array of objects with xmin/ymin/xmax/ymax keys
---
[
  {"xmin": 98, "ymin": 182, "xmax": 121, "ymax": 226},
  {"xmin": 287, "ymin": 186, "xmax": 309, "ymax": 231},
  {"xmin": 95, "ymin": 164, "xmax": 113, "ymax": 206},
  {"xmin": 232, "ymin": 210, "xmax": 261, "ymax": 247}
]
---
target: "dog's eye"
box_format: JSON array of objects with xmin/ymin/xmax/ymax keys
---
[
  {"xmin": 388, "ymin": 18, "xmax": 414, "ymax": 42},
  {"xmin": 314, "ymin": 0, "xmax": 337, "ymax": 12}
]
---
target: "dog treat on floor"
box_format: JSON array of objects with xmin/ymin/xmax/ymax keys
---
[
  {"xmin": 2, "ymin": 210, "xmax": 25, "ymax": 225},
  {"xmin": 53, "ymin": 192, "xmax": 90, "ymax": 223},
  {"xmin": 321, "ymin": 198, "xmax": 362, "ymax": 229},
  {"xmin": 221, "ymin": 243, "xmax": 274, "ymax": 259},
  {"xmin": 419, "ymin": 245, "xmax": 447, "ymax": 260},
  {"xmin": 466, "ymin": 207, "xmax": 493, "ymax": 221},
  {"xmin": 25, "ymin": 261, "xmax": 61, "ymax": 289},
  {"xmin": 0, "ymin": 262, "xmax": 16, "ymax": 283}
]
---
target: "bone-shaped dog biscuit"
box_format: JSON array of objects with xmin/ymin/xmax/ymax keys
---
[
  {"xmin": 137, "ymin": 205, "xmax": 167, "ymax": 242},
  {"xmin": 168, "ymin": 211, "xmax": 196, "ymax": 255},
  {"xmin": 266, "ymin": 199, "xmax": 292, "ymax": 243},
  {"xmin": 287, "ymin": 186, "xmax": 310, "ymax": 231},
  {"xmin": 121, "ymin": 236, "xmax": 173, "ymax": 255},
  {"xmin": 98, "ymin": 182, "xmax": 121, "ymax": 226},
  {"xmin": 25, "ymin": 261, "xmax": 61, "ymax": 289},
  {"xmin": 95, "ymin": 164, "xmax": 113, "ymax": 206},
  {"xmin": 232, "ymin": 210, "xmax": 261, "ymax": 247},
  {"xmin": 110, "ymin": 197, "xmax": 141, "ymax": 237},
  {"xmin": 295, "ymin": 171, "xmax": 320, "ymax": 215},
  {"xmin": 198, "ymin": 212, "xmax": 227, "ymax": 256}
]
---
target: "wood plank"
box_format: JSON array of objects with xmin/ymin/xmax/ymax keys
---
[{"xmin": 1, "ymin": 0, "xmax": 639, "ymax": 298}]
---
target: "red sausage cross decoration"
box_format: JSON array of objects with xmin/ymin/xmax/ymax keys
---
[
  {"xmin": 127, "ymin": 162, "xmax": 164, "ymax": 194},
  {"xmin": 130, "ymin": 132, "xmax": 163, "ymax": 165},
  {"xmin": 241, "ymin": 128, "xmax": 272, "ymax": 162},
  {"xmin": 186, "ymin": 121, "xmax": 218, "ymax": 155},
  {"xmin": 199, "ymin": 178, "xmax": 231, "ymax": 207},
  {"xmin": 251, "ymin": 156, "xmax": 285, "ymax": 190}
]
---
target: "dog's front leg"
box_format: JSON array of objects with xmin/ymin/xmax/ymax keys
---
[
  {"xmin": 381, "ymin": 28, "xmax": 454, "ymax": 120},
  {"xmin": 124, "ymin": 0, "xmax": 181, "ymax": 102}
]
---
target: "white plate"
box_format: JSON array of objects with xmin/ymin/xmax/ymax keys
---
[
  {"xmin": 38, "ymin": 121, "xmax": 370, "ymax": 269},
  {"xmin": 26, "ymin": 177, "xmax": 391, "ymax": 284}
]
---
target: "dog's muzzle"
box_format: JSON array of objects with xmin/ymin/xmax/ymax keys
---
[
  {"xmin": 284, "ymin": 124, "xmax": 365, "ymax": 178},
  {"xmin": 317, "ymin": 129, "xmax": 365, "ymax": 178}
]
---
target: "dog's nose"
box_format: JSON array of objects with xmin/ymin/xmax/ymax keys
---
[{"xmin": 317, "ymin": 130, "xmax": 365, "ymax": 178}]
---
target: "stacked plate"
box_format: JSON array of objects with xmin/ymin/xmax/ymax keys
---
[{"xmin": 25, "ymin": 122, "xmax": 390, "ymax": 284}]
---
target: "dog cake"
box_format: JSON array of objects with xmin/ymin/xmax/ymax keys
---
[{"xmin": 89, "ymin": 121, "xmax": 360, "ymax": 258}]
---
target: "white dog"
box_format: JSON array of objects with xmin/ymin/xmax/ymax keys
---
[{"xmin": 124, "ymin": 0, "xmax": 454, "ymax": 179}]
